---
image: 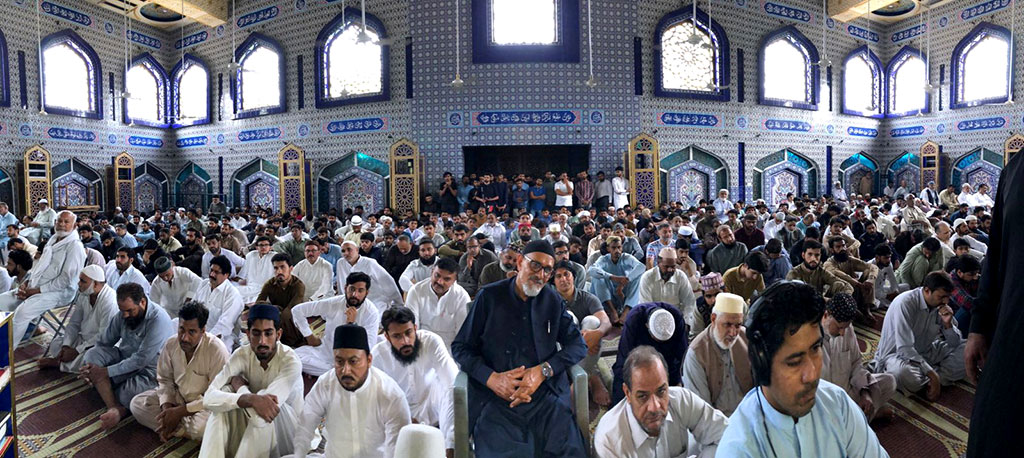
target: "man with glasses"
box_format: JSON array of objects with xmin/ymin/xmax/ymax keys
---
[{"xmin": 452, "ymin": 240, "xmax": 589, "ymax": 457}]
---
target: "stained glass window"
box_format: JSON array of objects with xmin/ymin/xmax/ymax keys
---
[
  {"xmin": 40, "ymin": 30, "xmax": 102, "ymax": 119},
  {"xmin": 234, "ymin": 33, "xmax": 286, "ymax": 118},
  {"xmin": 124, "ymin": 54, "xmax": 168, "ymax": 127},
  {"xmin": 172, "ymin": 54, "xmax": 210, "ymax": 127},
  {"xmin": 952, "ymin": 22, "xmax": 1012, "ymax": 108},
  {"xmin": 654, "ymin": 7, "xmax": 728, "ymax": 101},
  {"xmin": 760, "ymin": 26, "xmax": 818, "ymax": 110},
  {"xmin": 325, "ymin": 24, "xmax": 382, "ymax": 98},
  {"xmin": 491, "ymin": 0, "xmax": 557, "ymax": 45},
  {"xmin": 886, "ymin": 46, "xmax": 927, "ymax": 117},
  {"xmin": 842, "ymin": 47, "xmax": 882, "ymax": 118}
]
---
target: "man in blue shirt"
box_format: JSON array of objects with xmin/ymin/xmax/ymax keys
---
[
  {"xmin": 718, "ymin": 281, "xmax": 888, "ymax": 457},
  {"xmin": 452, "ymin": 240, "xmax": 588, "ymax": 457},
  {"xmin": 0, "ymin": 202, "xmax": 18, "ymax": 250}
]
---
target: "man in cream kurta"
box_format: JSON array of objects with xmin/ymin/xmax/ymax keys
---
[
  {"xmin": 0, "ymin": 210, "xmax": 85, "ymax": 342},
  {"xmin": 151, "ymin": 258, "xmax": 203, "ymax": 319},
  {"xmin": 236, "ymin": 238, "xmax": 277, "ymax": 303},
  {"xmin": 39, "ymin": 265, "xmax": 117, "ymax": 373},
  {"xmin": 292, "ymin": 325, "xmax": 411, "ymax": 458},
  {"xmin": 639, "ymin": 247, "xmax": 698, "ymax": 331},
  {"xmin": 372, "ymin": 307, "xmax": 458, "ymax": 450},
  {"xmin": 292, "ymin": 242, "xmax": 335, "ymax": 301},
  {"xmin": 194, "ymin": 256, "xmax": 245, "ymax": 351},
  {"xmin": 291, "ymin": 272, "xmax": 381, "ymax": 376},
  {"xmin": 200, "ymin": 305, "xmax": 304, "ymax": 458},
  {"xmin": 131, "ymin": 301, "xmax": 230, "ymax": 441},
  {"xmin": 336, "ymin": 241, "xmax": 404, "ymax": 308},
  {"xmin": 403, "ymin": 259, "xmax": 470, "ymax": 349}
]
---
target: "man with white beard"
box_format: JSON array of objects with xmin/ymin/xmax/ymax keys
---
[
  {"xmin": 291, "ymin": 272, "xmax": 381, "ymax": 376},
  {"xmin": 38, "ymin": 265, "xmax": 117, "ymax": 373},
  {"xmin": 681, "ymin": 293, "xmax": 754, "ymax": 416},
  {"xmin": 403, "ymin": 257, "xmax": 470, "ymax": 349},
  {"xmin": 337, "ymin": 241, "xmax": 404, "ymax": 308},
  {"xmin": 236, "ymin": 236, "xmax": 277, "ymax": 303},
  {"xmin": 399, "ymin": 239, "xmax": 438, "ymax": 292},
  {"xmin": 371, "ymin": 306, "xmax": 458, "ymax": 455},
  {"xmin": 0, "ymin": 210, "xmax": 85, "ymax": 342}
]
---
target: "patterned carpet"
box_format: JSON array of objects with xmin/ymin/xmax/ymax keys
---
[{"xmin": 10, "ymin": 306, "xmax": 971, "ymax": 456}]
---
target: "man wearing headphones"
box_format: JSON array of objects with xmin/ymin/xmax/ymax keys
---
[{"xmin": 718, "ymin": 281, "xmax": 889, "ymax": 457}]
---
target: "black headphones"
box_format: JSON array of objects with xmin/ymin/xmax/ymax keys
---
[{"xmin": 746, "ymin": 282, "xmax": 796, "ymax": 387}]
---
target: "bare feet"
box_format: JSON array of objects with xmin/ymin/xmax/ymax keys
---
[
  {"xmin": 589, "ymin": 375, "xmax": 611, "ymax": 407},
  {"xmin": 99, "ymin": 406, "xmax": 127, "ymax": 430},
  {"xmin": 871, "ymin": 405, "xmax": 895, "ymax": 423},
  {"xmin": 37, "ymin": 357, "xmax": 59, "ymax": 369}
]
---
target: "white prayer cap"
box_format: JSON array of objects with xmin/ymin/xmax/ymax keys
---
[
  {"xmin": 350, "ymin": 215, "xmax": 363, "ymax": 225},
  {"xmin": 341, "ymin": 240, "xmax": 358, "ymax": 249},
  {"xmin": 38, "ymin": 199, "xmax": 48, "ymax": 204},
  {"xmin": 678, "ymin": 225, "xmax": 694, "ymax": 237},
  {"xmin": 658, "ymin": 247, "xmax": 677, "ymax": 260},
  {"xmin": 178, "ymin": 207, "xmax": 185, "ymax": 212},
  {"xmin": 953, "ymin": 218, "xmax": 967, "ymax": 229},
  {"xmin": 774, "ymin": 212, "xmax": 785, "ymax": 220},
  {"xmin": 579, "ymin": 211, "xmax": 591, "ymax": 218},
  {"xmin": 965, "ymin": 215, "xmax": 979, "ymax": 223},
  {"xmin": 581, "ymin": 315, "xmax": 601, "ymax": 331},
  {"xmin": 647, "ymin": 309, "xmax": 676, "ymax": 342},
  {"xmin": 81, "ymin": 264, "xmax": 105, "ymax": 283},
  {"xmin": 549, "ymin": 223, "xmax": 561, "ymax": 233},
  {"xmin": 713, "ymin": 293, "xmax": 746, "ymax": 315},
  {"xmin": 394, "ymin": 424, "xmax": 446, "ymax": 458},
  {"xmin": 381, "ymin": 216, "xmax": 393, "ymax": 222}
]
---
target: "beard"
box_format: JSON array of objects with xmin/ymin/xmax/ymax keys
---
[
  {"xmin": 55, "ymin": 230, "xmax": 71, "ymax": 238},
  {"xmin": 832, "ymin": 252, "xmax": 849, "ymax": 262},
  {"xmin": 391, "ymin": 336, "xmax": 422, "ymax": 365},
  {"xmin": 660, "ymin": 269, "xmax": 675, "ymax": 281},
  {"xmin": 712, "ymin": 326, "xmax": 736, "ymax": 350},
  {"xmin": 126, "ymin": 312, "xmax": 145, "ymax": 329},
  {"xmin": 420, "ymin": 254, "xmax": 436, "ymax": 266},
  {"xmin": 722, "ymin": 242, "xmax": 736, "ymax": 249},
  {"xmin": 500, "ymin": 262, "xmax": 517, "ymax": 272},
  {"xmin": 804, "ymin": 261, "xmax": 819, "ymax": 270},
  {"xmin": 522, "ymin": 277, "xmax": 545, "ymax": 297},
  {"xmin": 346, "ymin": 295, "xmax": 364, "ymax": 308}
]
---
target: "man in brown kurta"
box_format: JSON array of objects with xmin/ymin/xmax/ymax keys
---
[
  {"xmin": 256, "ymin": 253, "xmax": 306, "ymax": 348},
  {"xmin": 786, "ymin": 239, "xmax": 853, "ymax": 300}
]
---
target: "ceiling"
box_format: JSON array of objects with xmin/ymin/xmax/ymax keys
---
[{"xmin": 87, "ymin": 0, "xmax": 227, "ymax": 29}]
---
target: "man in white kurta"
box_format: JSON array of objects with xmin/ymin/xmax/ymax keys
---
[
  {"xmin": 291, "ymin": 271, "xmax": 381, "ymax": 376},
  {"xmin": 39, "ymin": 265, "xmax": 117, "ymax": 373},
  {"xmin": 194, "ymin": 256, "xmax": 244, "ymax": 351},
  {"xmin": 32, "ymin": 198, "xmax": 57, "ymax": 243},
  {"xmin": 200, "ymin": 305, "xmax": 304, "ymax": 458},
  {"xmin": 595, "ymin": 345, "xmax": 728, "ymax": 458},
  {"xmin": 151, "ymin": 258, "xmax": 203, "ymax": 319},
  {"xmin": 236, "ymin": 237, "xmax": 277, "ymax": 303},
  {"xmin": 639, "ymin": 248, "xmax": 698, "ymax": 331},
  {"xmin": 612, "ymin": 168, "xmax": 630, "ymax": 209},
  {"xmin": 399, "ymin": 240, "xmax": 437, "ymax": 292},
  {"xmin": 201, "ymin": 235, "xmax": 245, "ymax": 278},
  {"xmin": 104, "ymin": 247, "xmax": 151, "ymax": 295},
  {"xmin": 292, "ymin": 324, "xmax": 411, "ymax": 458},
  {"xmin": 372, "ymin": 308, "xmax": 458, "ymax": 451},
  {"xmin": 292, "ymin": 242, "xmax": 335, "ymax": 301},
  {"xmin": 337, "ymin": 241, "xmax": 403, "ymax": 308},
  {"xmin": 403, "ymin": 258, "xmax": 470, "ymax": 349},
  {"xmin": 0, "ymin": 210, "xmax": 85, "ymax": 342}
]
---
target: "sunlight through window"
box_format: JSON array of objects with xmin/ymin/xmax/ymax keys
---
[{"xmin": 491, "ymin": 0, "xmax": 557, "ymax": 45}]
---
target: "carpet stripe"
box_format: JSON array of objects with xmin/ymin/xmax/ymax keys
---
[
  {"xmin": 891, "ymin": 393, "xmax": 968, "ymax": 442},
  {"xmin": 890, "ymin": 406, "xmax": 963, "ymax": 457}
]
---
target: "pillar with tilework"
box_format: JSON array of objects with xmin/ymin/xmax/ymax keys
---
[
  {"xmin": 627, "ymin": 133, "xmax": 660, "ymax": 210},
  {"xmin": 22, "ymin": 145, "xmax": 52, "ymax": 216}
]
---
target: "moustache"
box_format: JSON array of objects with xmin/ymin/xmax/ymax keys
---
[
  {"xmin": 257, "ymin": 345, "xmax": 271, "ymax": 352},
  {"xmin": 341, "ymin": 376, "xmax": 356, "ymax": 383}
]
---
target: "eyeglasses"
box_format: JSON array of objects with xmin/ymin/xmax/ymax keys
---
[
  {"xmin": 703, "ymin": 293, "xmax": 717, "ymax": 299},
  {"xmin": 527, "ymin": 259, "xmax": 554, "ymax": 276}
]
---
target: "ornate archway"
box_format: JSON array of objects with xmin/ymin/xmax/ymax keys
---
[
  {"xmin": 175, "ymin": 162, "xmax": 213, "ymax": 211},
  {"xmin": 231, "ymin": 158, "xmax": 280, "ymax": 211},
  {"xmin": 318, "ymin": 152, "xmax": 389, "ymax": 214},
  {"xmin": 52, "ymin": 158, "xmax": 104, "ymax": 211},
  {"xmin": 838, "ymin": 152, "xmax": 880, "ymax": 197},
  {"xmin": 753, "ymin": 148, "xmax": 819, "ymax": 206},
  {"xmin": 1004, "ymin": 133, "xmax": 1024, "ymax": 165},
  {"xmin": 885, "ymin": 152, "xmax": 921, "ymax": 194},
  {"xmin": 659, "ymin": 145, "xmax": 728, "ymax": 208},
  {"xmin": 952, "ymin": 147, "xmax": 1003, "ymax": 196},
  {"xmin": 22, "ymin": 145, "xmax": 51, "ymax": 215},
  {"xmin": 135, "ymin": 162, "xmax": 169, "ymax": 214},
  {"xmin": 627, "ymin": 133, "xmax": 660, "ymax": 209}
]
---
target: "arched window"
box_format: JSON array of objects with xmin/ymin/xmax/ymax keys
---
[
  {"xmin": 886, "ymin": 46, "xmax": 928, "ymax": 117},
  {"xmin": 952, "ymin": 22, "xmax": 1012, "ymax": 108},
  {"xmin": 759, "ymin": 26, "xmax": 819, "ymax": 110},
  {"xmin": 40, "ymin": 29, "xmax": 102, "ymax": 119},
  {"xmin": 0, "ymin": 29, "xmax": 9, "ymax": 108},
  {"xmin": 842, "ymin": 46, "xmax": 883, "ymax": 118},
  {"xmin": 472, "ymin": 0, "xmax": 579, "ymax": 63},
  {"xmin": 315, "ymin": 8, "xmax": 391, "ymax": 108},
  {"xmin": 124, "ymin": 53, "xmax": 169, "ymax": 128},
  {"xmin": 233, "ymin": 33, "xmax": 286, "ymax": 119},
  {"xmin": 171, "ymin": 54, "xmax": 210, "ymax": 128},
  {"xmin": 654, "ymin": 6, "xmax": 730, "ymax": 101}
]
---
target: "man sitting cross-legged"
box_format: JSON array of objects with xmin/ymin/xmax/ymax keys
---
[
  {"xmin": 199, "ymin": 304, "xmax": 304, "ymax": 458},
  {"xmin": 291, "ymin": 272, "xmax": 381, "ymax": 377},
  {"xmin": 39, "ymin": 265, "xmax": 117, "ymax": 373},
  {"xmin": 130, "ymin": 300, "xmax": 230, "ymax": 441},
  {"xmin": 79, "ymin": 283, "xmax": 174, "ymax": 429},
  {"xmin": 292, "ymin": 324, "xmax": 411, "ymax": 458},
  {"xmin": 552, "ymin": 259, "xmax": 613, "ymax": 407},
  {"xmin": 595, "ymin": 345, "xmax": 728, "ymax": 457},
  {"xmin": 682, "ymin": 293, "xmax": 753, "ymax": 417},
  {"xmin": 371, "ymin": 306, "xmax": 458, "ymax": 455}
]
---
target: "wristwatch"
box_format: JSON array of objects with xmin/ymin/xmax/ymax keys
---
[{"xmin": 541, "ymin": 362, "xmax": 554, "ymax": 379}]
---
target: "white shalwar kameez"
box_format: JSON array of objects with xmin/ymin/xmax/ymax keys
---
[
  {"xmin": 237, "ymin": 250, "xmax": 277, "ymax": 303},
  {"xmin": 0, "ymin": 230, "xmax": 84, "ymax": 342},
  {"xmin": 336, "ymin": 256, "xmax": 404, "ymax": 308},
  {"xmin": 193, "ymin": 279, "xmax": 244, "ymax": 351},
  {"xmin": 403, "ymin": 278, "xmax": 470, "ymax": 349},
  {"xmin": 291, "ymin": 296, "xmax": 381, "ymax": 376}
]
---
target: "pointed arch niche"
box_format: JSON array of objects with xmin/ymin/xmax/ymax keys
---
[
  {"xmin": 659, "ymin": 145, "xmax": 728, "ymax": 208},
  {"xmin": 278, "ymin": 144, "xmax": 308, "ymax": 214},
  {"xmin": 838, "ymin": 152, "xmax": 880, "ymax": 197},
  {"xmin": 231, "ymin": 158, "xmax": 280, "ymax": 211},
  {"xmin": 175, "ymin": 162, "xmax": 214, "ymax": 210},
  {"xmin": 318, "ymin": 152, "xmax": 390, "ymax": 214},
  {"xmin": 628, "ymin": 133, "xmax": 661, "ymax": 209},
  {"xmin": 135, "ymin": 162, "xmax": 169, "ymax": 214},
  {"xmin": 1004, "ymin": 133, "xmax": 1024, "ymax": 165},
  {"xmin": 52, "ymin": 158, "xmax": 103, "ymax": 210},
  {"xmin": 753, "ymin": 148, "xmax": 819, "ymax": 207},
  {"xmin": 22, "ymin": 144, "xmax": 52, "ymax": 215},
  {"xmin": 885, "ymin": 151, "xmax": 921, "ymax": 193},
  {"xmin": 952, "ymin": 147, "xmax": 1003, "ymax": 196}
]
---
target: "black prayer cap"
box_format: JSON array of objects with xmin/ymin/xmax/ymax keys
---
[
  {"xmin": 334, "ymin": 324, "xmax": 369, "ymax": 351},
  {"xmin": 522, "ymin": 240, "xmax": 555, "ymax": 257},
  {"xmin": 248, "ymin": 304, "xmax": 281, "ymax": 324}
]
